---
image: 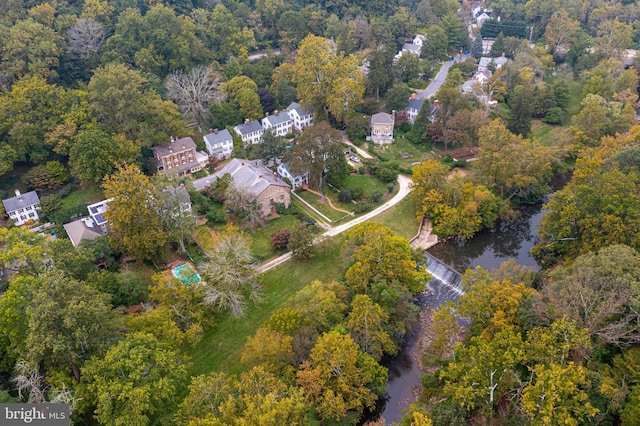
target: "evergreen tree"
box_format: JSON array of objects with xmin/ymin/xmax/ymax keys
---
[
  {"xmin": 471, "ymin": 36, "xmax": 484, "ymax": 59},
  {"xmin": 489, "ymin": 32, "xmax": 506, "ymax": 57}
]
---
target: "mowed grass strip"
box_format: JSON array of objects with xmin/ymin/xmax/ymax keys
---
[
  {"xmin": 186, "ymin": 236, "xmax": 344, "ymax": 377},
  {"xmin": 370, "ymin": 196, "xmax": 419, "ymax": 241}
]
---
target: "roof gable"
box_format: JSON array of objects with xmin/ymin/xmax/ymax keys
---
[
  {"xmin": 204, "ymin": 129, "xmax": 233, "ymax": 146},
  {"xmin": 371, "ymin": 112, "xmax": 394, "ymax": 124},
  {"xmin": 2, "ymin": 190, "xmax": 40, "ymax": 213}
]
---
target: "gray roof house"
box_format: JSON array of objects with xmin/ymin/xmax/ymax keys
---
[
  {"xmin": 233, "ymin": 120, "xmax": 264, "ymax": 145},
  {"xmin": 214, "ymin": 159, "xmax": 291, "ymax": 216},
  {"xmin": 478, "ymin": 56, "xmax": 509, "ymax": 72},
  {"xmin": 204, "ymin": 129, "xmax": 234, "ymax": 160},
  {"xmin": 262, "ymin": 111, "xmax": 293, "ymax": 137},
  {"xmin": 286, "ymin": 102, "xmax": 314, "ymax": 130},
  {"xmin": 277, "ymin": 161, "xmax": 309, "ymax": 189},
  {"xmin": 2, "ymin": 189, "xmax": 40, "ymax": 226},
  {"xmin": 406, "ymin": 99, "xmax": 424, "ymax": 124},
  {"xmin": 402, "ymin": 43, "xmax": 421, "ymax": 56},
  {"xmin": 63, "ymin": 198, "xmax": 112, "ymax": 247},
  {"xmin": 371, "ymin": 112, "xmax": 395, "ymax": 145}
]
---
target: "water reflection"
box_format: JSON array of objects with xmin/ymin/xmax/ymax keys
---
[{"xmin": 428, "ymin": 203, "xmax": 546, "ymax": 272}]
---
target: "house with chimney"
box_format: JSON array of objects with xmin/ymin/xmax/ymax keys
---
[
  {"xmin": 286, "ymin": 102, "xmax": 314, "ymax": 130},
  {"xmin": 2, "ymin": 189, "xmax": 40, "ymax": 226},
  {"xmin": 262, "ymin": 110, "xmax": 294, "ymax": 137},
  {"xmin": 204, "ymin": 129, "xmax": 234, "ymax": 160},
  {"xmin": 213, "ymin": 159, "xmax": 291, "ymax": 216},
  {"xmin": 234, "ymin": 119, "xmax": 264, "ymax": 145},
  {"xmin": 406, "ymin": 98, "xmax": 423, "ymax": 124},
  {"xmin": 63, "ymin": 198, "xmax": 112, "ymax": 247},
  {"xmin": 371, "ymin": 112, "xmax": 395, "ymax": 145},
  {"xmin": 152, "ymin": 136, "xmax": 202, "ymax": 176}
]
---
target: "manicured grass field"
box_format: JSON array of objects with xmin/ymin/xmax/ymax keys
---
[
  {"xmin": 186, "ymin": 236, "xmax": 345, "ymax": 377},
  {"xmin": 60, "ymin": 186, "xmax": 105, "ymax": 210},
  {"xmin": 343, "ymin": 174, "xmax": 389, "ymax": 196},
  {"xmin": 372, "ymin": 137, "xmax": 436, "ymax": 169},
  {"xmin": 248, "ymin": 214, "xmax": 300, "ymax": 260},
  {"xmin": 370, "ymin": 196, "xmax": 420, "ymax": 241}
]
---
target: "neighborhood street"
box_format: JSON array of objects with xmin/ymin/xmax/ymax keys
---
[{"xmin": 415, "ymin": 54, "xmax": 468, "ymax": 100}]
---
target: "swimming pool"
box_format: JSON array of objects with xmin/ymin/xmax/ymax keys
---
[{"xmin": 171, "ymin": 263, "xmax": 202, "ymax": 286}]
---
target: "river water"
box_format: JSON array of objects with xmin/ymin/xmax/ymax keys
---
[{"xmin": 377, "ymin": 202, "xmax": 546, "ymax": 424}]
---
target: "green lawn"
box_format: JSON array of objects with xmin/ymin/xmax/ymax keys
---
[
  {"xmin": 372, "ymin": 137, "xmax": 436, "ymax": 169},
  {"xmin": 370, "ymin": 197, "xmax": 420, "ymax": 241},
  {"xmin": 186, "ymin": 237, "xmax": 344, "ymax": 377},
  {"xmin": 60, "ymin": 186, "xmax": 105, "ymax": 210},
  {"xmin": 248, "ymin": 214, "xmax": 300, "ymax": 260},
  {"xmin": 343, "ymin": 174, "xmax": 388, "ymax": 196}
]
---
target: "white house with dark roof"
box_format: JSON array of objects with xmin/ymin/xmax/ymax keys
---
[
  {"xmin": 214, "ymin": 159, "xmax": 290, "ymax": 216},
  {"xmin": 371, "ymin": 112, "xmax": 395, "ymax": 145},
  {"xmin": 406, "ymin": 98, "xmax": 424, "ymax": 124},
  {"xmin": 2, "ymin": 189, "xmax": 40, "ymax": 226},
  {"xmin": 233, "ymin": 119, "xmax": 264, "ymax": 145},
  {"xmin": 401, "ymin": 43, "xmax": 421, "ymax": 56},
  {"xmin": 277, "ymin": 161, "xmax": 309, "ymax": 189},
  {"xmin": 286, "ymin": 102, "xmax": 314, "ymax": 130},
  {"xmin": 262, "ymin": 111, "xmax": 293, "ymax": 137},
  {"xmin": 204, "ymin": 129, "xmax": 234, "ymax": 160},
  {"xmin": 152, "ymin": 136, "xmax": 201, "ymax": 176}
]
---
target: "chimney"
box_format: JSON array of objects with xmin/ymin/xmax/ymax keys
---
[
  {"xmin": 182, "ymin": 144, "xmax": 186, "ymax": 149},
  {"xmin": 273, "ymin": 172, "xmax": 278, "ymax": 181},
  {"xmin": 15, "ymin": 189, "xmax": 22, "ymax": 201},
  {"xmin": 501, "ymin": 53, "xmax": 505, "ymax": 58},
  {"xmin": 170, "ymin": 136, "xmax": 175, "ymax": 142},
  {"xmin": 433, "ymin": 99, "xmax": 439, "ymax": 109},
  {"xmin": 245, "ymin": 119, "xmax": 250, "ymax": 124},
  {"xmin": 392, "ymin": 110, "xmax": 396, "ymax": 120},
  {"xmin": 214, "ymin": 128, "xmax": 219, "ymax": 134},
  {"xmin": 274, "ymin": 110, "xmax": 279, "ymax": 116},
  {"xmin": 265, "ymin": 112, "xmax": 269, "ymax": 117}
]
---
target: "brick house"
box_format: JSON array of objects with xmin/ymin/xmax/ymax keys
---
[
  {"xmin": 371, "ymin": 112, "xmax": 395, "ymax": 145},
  {"xmin": 214, "ymin": 159, "xmax": 290, "ymax": 216},
  {"xmin": 152, "ymin": 136, "xmax": 201, "ymax": 176}
]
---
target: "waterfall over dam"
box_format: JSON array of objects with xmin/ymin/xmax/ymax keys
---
[{"xmin": 421, "ymin": 253, "xmax": 464, "ymax": 306}]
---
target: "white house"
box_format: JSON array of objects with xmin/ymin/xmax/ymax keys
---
[
  {"xmin": 286, "ymin": 102, "xmax": 314, "ymax": 130},
  {"xmin": 233, "ymin": 119, "xmax": 264, "ymax": 145},
  {"xmin": 406, "ymin": 98, "xmax": 424, "ymax": 124},
  {"xmin": 413, "ymin": 34, "xmax": 425, "ymax": 47},
  {"xmin": 474, "ymin": 69, "xmax": 492, "ymax": 84},
  {"xmin": 262, "ymin": 111, "xmax": 293, "ymax": 137},
  {"xmin": 204, "ymin": 128, "xmax": 234, "ymax": 160},
  {"xmin": 277, "ymin": 162, "xmax": 309, "ymax": 189},
  {"xmin": 477, "ymin": 12, "xmax": 492, "ymax": 27},
  {"xmin": 401, "ymin": 43, "xmax": 421, "ymax": 56},
  {"xmin": 2, "ymin": 190, "xmax": 40, "ymax": 226}
]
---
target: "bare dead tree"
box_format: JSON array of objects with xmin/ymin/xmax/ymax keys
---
[
  {"xmin": 67, "ymin": 18, "xmax": 108, "ymax": 61},
  {"xmin": 12, "ymin": 361, "xmax": 78, "ymax": 410},
  {"xmin": 165, "ymin": 65, "xmax": 225, "ymax": 131}
]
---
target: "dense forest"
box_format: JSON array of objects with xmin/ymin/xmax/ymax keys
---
[{"xmin": 1, "ymin": 0, "xmax": 640, "ymax": 424}]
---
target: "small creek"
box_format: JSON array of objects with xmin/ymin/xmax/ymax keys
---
[{"xmin": 376, "ymin": 201, "xmax": 547, "ymax": 424}]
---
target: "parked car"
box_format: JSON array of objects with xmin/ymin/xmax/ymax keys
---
[{"xmin": 350, "ymin": 155, "xmax": 361, "ymax": 163}]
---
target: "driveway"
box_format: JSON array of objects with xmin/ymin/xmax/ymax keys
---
[
  {"xmin": 341, "ymin": 131, "xmax": 374, "ymax": 159},
  {"xmin": 256, "ymin": 174, "xmax": 413, "ymax": 273},
  {"xmin": 415, "ymin": 54, "xmax": 469, "ymax": 100}
]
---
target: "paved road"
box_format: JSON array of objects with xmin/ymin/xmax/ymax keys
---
[
  {"xmin": 341, "ymin": 131, "xmax": 374, "ymax": 160},
  {"xmin": 192, "ymin": 174, "xmax": 217, "ymax": 191},
  {"xmin": 256, "ymin": 174, "xmax": 413, "ymax": 273},
  {"xmin": 415, "ymin": 54, "xmax": 469, "ymax": 100}
]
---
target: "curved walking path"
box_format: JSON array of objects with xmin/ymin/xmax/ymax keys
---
[{"xmin": 300, "ymin": 183, "xmax": 353, "ymax": 215}]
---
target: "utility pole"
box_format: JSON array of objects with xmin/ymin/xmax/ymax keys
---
[{"xmin": 529, "ymin": 26, "xmax": 534, "ymax": 44}]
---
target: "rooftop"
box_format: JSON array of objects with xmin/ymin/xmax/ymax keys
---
[
  {"xmin": 152, "ymin": 137, "xmax": 197, "ymax": 158},
  {"xmin": 286, "ymin": 102, "xmax": 313, "ymax": 117},
  {"xmin": 402, "ymin": 43, "xmax": 421, "ymax": 53},
  {"xmin": 214, "ymin": 159, "xmax": 289, "ymax": 201},
  {"xmin": 371, "ymin": 112, "xmax": 395, "ymax": 124},
  {"xmin": 263, "ymin": 111, "xmax": 292, "ymax": 126},
  {"xmin": 63, "ymin": 218, "xmax": 104, "ymax": 247},
  {"xmin": 2, "ymin": 190, "xmax": 40, "ymax": 213},
  {"xmin": 204, "ymin": 129, "xmax": 233, "ymax": 146},
  {"xmin": 234, "ymin": 120, "xmax": 263, "ymax": 135},
  {"xmin": 407, "ymin": 98, "xmax": 423, "ymax": 111},
  {"xmin": 87, "ymin": 199, "xmax": 112, "ymax": 226}
]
